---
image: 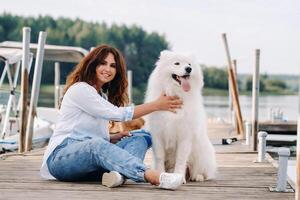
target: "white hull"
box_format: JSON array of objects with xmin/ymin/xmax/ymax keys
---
[{"xmin": 0, "ymin": 107, "xmax": 58, "ymax": 152}]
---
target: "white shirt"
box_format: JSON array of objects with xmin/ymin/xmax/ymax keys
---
[{"xmin": 40, "ymin": 82, "xmax": 134, "ymax": 179}]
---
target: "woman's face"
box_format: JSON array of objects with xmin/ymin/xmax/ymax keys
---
[{"xmin": 95, "ymin": 53, "xmax": 117, "ymax": 88}]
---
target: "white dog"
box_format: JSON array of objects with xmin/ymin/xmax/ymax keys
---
[{"xmin": 144, "ymin": 50, "xmax": 217, "ymax": 182}]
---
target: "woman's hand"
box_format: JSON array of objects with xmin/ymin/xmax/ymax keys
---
[
  {"xmin": 110, "ymin": 131, "xmax": 132, "ymax": 144},
  {"xmin": 154, "ymin": 93, "xmax": 183, "ymax": 113},
  {"xmin": 133, "ymin": 93, "xmax": 183, "ymax": 119}
]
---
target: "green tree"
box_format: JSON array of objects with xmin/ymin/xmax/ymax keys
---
[
  {"xmin": 245, "ymin": 75, "xmax": 266, "ymax": 92},
  {"xmin": 0, "ymin": 13, "xmax": 169, "ymax": 88},
  {"xmin": 203, "ymin": 66, "xmax": 228, "ymax": 89},
  {"xmin": 265, "ymin": 79, "xmax": 287, "ymax": 92},
  {"xmin": 0, "ymin": 13, "xmax": 169, "ymax": 103}
]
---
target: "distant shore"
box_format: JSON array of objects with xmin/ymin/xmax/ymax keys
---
[{"xmin": 202, "ymin": 87, "xmax": 297, "ymax": 96}]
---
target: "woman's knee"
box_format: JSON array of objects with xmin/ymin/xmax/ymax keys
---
[
  {"xmin": 132, "ymin": 134, "xmax": 152, "ymax": 148},
  {"xmin": 130, "ymin": 130, "xmax": 152, "ymax": 148},
  {"xmin": 88, "ymin": 138, "xmax": 115, "ymax": 155}
]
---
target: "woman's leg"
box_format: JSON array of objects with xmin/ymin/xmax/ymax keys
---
[
  {"xmin": 115, "ymin": 129, "xmax": 152, "ymax": 161},
  {"xmin": 102, "ymin": 130, "xmax": 152, "ymax": 187},
  {"xmin": 47, "ymin": 137, "xmax": 147, "ymax": 182}
]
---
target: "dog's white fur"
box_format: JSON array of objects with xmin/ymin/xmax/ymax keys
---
[{"xmin": 144, "ymin": 50, "xmax": 217, "ymax": 182}]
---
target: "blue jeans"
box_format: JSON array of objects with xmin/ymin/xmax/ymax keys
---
[{"xmin": 47, "ymin": 129, "xmax": 152, "ymax": 182}]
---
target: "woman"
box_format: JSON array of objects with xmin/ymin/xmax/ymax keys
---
[{"xmin": 40, "ymin": 44, "xmax": 184, "ymax": 190}]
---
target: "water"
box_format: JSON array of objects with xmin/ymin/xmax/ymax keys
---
[
  {"xmin": 204, "ymin": 95, "xmax": 298, "ymax": 122},
  {"xmin": 0, "ymin": 90, "xmax": 298, "ymax": 122},
  {"xmin": 0, "ymin": 91, "xmax": 54, "ymax": 108}
]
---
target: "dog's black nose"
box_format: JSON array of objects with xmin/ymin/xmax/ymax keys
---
[{"xmin": 185, "ymin": 67, "xmax": 192, "ymax": 73}]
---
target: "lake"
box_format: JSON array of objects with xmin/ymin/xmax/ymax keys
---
[
  {"xmin": 204, "ymin": 95, "xmax": 298, "ymax": 122},
  {"xmin": 0, "ymin": 91, "xmax": 298, "ymax": 122}
]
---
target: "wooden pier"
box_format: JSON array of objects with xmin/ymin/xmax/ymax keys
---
[{"xmin": 0, "ymin": 123, "xmax": 295, "ymax": 200}]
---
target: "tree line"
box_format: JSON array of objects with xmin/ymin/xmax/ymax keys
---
[
  {"xmin": 0, "ymin": 13, "xmax": 294, "ymax": 103},
  {"xmin": 203, "ymin": 66, "xmax": 293, "ymax": 94},
  {"xmin": 0, "ymin": 13, "xmax": 168, "ymax": 91}
]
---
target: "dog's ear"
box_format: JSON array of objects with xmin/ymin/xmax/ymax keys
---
[{"xmin": 159, "ymin": 50, "xmax": 174, "ymax": 59}]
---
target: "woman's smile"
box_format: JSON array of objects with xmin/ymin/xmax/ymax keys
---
[{"xmin": 95, "ymin": 53, "xmax": 117, "ymax": 89}]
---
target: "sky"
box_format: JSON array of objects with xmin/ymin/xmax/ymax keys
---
[{"xmin": 1, "ymin": 0, "xmax": 300, "ymax": 75}]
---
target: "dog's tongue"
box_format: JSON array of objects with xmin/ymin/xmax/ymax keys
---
[{"xmin": 180, "ymin": 77, "xmax": 191, "ymax": 92}]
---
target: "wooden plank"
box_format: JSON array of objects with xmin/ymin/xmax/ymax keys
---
[
  {"xmin": 0, "ymin": 186, "xmax": 294, "ymax": 200},
  {"xmin": 259, "ymin": 121, "xmax": 297, "ymax": 134},
  {"xmin": 266, "ymin": 134, "xmax": 297, "ymax": 142},
  {"xmin": 0, "ymin": 123, "xmax": 295, "ymax": 200}
]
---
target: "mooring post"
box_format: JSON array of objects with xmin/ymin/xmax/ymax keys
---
[
  {"xmin": 222, "ymin": 33, "xmax": 244, "ymax": 137},
  {"xmin": 232, "ymin": 59, "xmax": 239, "ymax": 132},
  {"xmin": 276, "ymin": 147, "xmax": 290, "ymax": 192},
  {"xmin": 19, "ymin": 27, "xmax": 31, "ymax": 153},
  {"xmin": 25, "ymin": 31, "xmax": 47, "ymax": 152},
  {"xmin": 251, "ymin": 49, "xmax": 260, "ymax": 151},
  {"xmin": 245, "ymin": 121, "xmax": 251, "ymax": 145},
  {"xmin": 257, "ymin": 131, "xmax": 268, "ymax": 162}
]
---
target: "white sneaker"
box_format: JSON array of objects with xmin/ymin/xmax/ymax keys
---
[
  {"xmin": 102, "ymin": 171, "xmax": 125, "ymax": 188},
  {"xmin": 158, "ymin": 172, "xmax": 183, "ymax": 190}
]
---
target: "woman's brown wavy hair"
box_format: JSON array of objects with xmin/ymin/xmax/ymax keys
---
[{"xmin": 63, "ymin": 44, "xmax": 128, "ymax": 107}]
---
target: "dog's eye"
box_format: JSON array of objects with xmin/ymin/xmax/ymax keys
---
[
  {"xmin": 188, "ymin": 63, "xmax": 191, "ymax": 66},
  {"xmin": 174, "ymin": 62, "xmax": 180, "ymax": 65}
]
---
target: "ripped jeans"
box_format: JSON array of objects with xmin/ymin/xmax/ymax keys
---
[{"xmin": 47, "ymin": 129, "xmax": 152, "ymax": 182}]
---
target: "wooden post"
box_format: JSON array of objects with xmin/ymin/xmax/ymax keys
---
[
  {"xmin": 19, "ymin": 27, "xmax": 31, "ymax": 153},
  {"xmin": 228, "ymin": 63, "xmax": 233, "ymax": 123},
  {"xmin": 17, "ymin": 55, "xmax": 33, "ymax": 112},
  {"xmin": 296, "ymin": 77, "xmax": 300, "ymax": 200},
  {"xmin": 232, "ymin": 59, "xmax": 241, "ymax": 134},
  {"xmin": 127, "ymin": 70, "xmax": 132, "ymax": 104},
  {"xmin": 25, "ymin": 31, "xmax": 47, "ymax": 152},
  {"xmin": 222, "ymin": 33, "xmax": 245, "ymax": 138},
  {"xmin": 251, "ymin": 49, "xmax": 260, "ymax": 151},
  {"xmin": 54, "ymin": 62, "xmax": 60, "ymax": 109}
]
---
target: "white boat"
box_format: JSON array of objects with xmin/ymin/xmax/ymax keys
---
[{"xmin": 0, "ymin": 41, "xmax": 88, "ymax": 152}]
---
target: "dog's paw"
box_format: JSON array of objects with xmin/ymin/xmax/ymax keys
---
[
  {"xmin": 190, "ymin": 174, "xmax": 205, "ymax": 182},
  {"xmin": 182, "ymin": 177, "xmax": 187, "ymax": 184}
]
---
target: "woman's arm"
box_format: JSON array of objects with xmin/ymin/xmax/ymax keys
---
[
  {"xmin": 68, "ymin": 83, "xmax": 133, "ymax": 121},
  {"xmin": 67, "ymin": 83, "xmax": 182, "ymax": 121},
  {"xmin": 133, "ymin": 93, "xmax": 182, "ymax": 119}
]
